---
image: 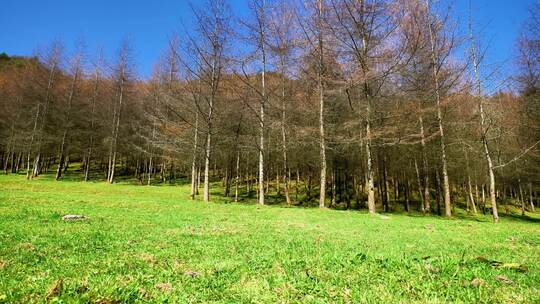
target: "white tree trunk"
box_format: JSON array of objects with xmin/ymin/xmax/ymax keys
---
[
  {"xmin": 235, "ymin": 150, "xmax": 240, "ymax": 202},
  {"xmin": 427, "ymin": 0, "xmax": 451, "ymax": 217},
  {"xmin": 108, "ymin": 75, "xmax": 124, "ymax": 184},
  {"xmin": 318, "ymin": 65, "xmax": 326, "ymax": 209},
  {"xmin": 419, "ymin": 116, "xmax": 431, "ymax": 211},
  {"xmin": 366, "ymin": 101, "xmax": 376, "ymax": 214},
  {"xmin": 258, "ymin": 4, "xmax": 267, "ymax": 206},
  {"xmin": 469, "ymin": 13, "xmax": 499, "ymax": 222},
  {"xmin": 203, "ymin": 129, "xmax": 211, "ymax": 202},
  {"xmin": 414, "ymin": 158, "xmax": 425, "ymax": 213},
  {"xmin": 191, "ymin": 112, "xmax": 199, "ymax": 199},
  {"xmin": 280, "ymin": 64, "xmax": 291, "ymax": 205}
]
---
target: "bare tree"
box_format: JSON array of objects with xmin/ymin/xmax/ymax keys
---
[
  {"xmin": 468, "ymin": 3, "xmax": 498, "ymax": 221},
  {"xmin": 187, "ymin": 0, "xmax": 231, "ymax": 202},
  {"xmin": 297, "ymin": 0, "xmax": 330, "ymax": 208},
  {"xmin": 248, "ymin": 0, "xmax": 270, "ymax": 205},
  {"xmin": 426, "ymin": 0, "xmax": 453, "ymax": 217},
  {"xmin": 28, "ymin": 41, "xmax": 63, "ymax": 179},
  {"xmin": 84, "ymin": 51, "xmax": 104, "ymax": 182},
  {"xmin": 327, "ymin": 0, "xmax": 399, "ymax": 213},
  {"xmin": 56, "ymin": 42, "xmax": 84, "ymax": 180},
  {"xmin": 107, "ymin": 39, "xmax": 135, "ymax": 184},
  {"xmin": 268, "ymin": 0, "xmax": 296, "ymax": 205}
]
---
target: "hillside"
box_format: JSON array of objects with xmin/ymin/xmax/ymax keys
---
[{"xmin": 0, "ymin": 173, "xmax": 538, "ymax": 303}]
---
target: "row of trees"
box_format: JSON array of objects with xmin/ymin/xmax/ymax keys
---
[{"xmin": 0, "ymin": 0, "xmax": 538, "ymax": 222}]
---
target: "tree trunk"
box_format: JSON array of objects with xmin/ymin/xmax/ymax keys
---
[
  {"xmin": 463, "ymin": 147, "xmax": 477, "ymax": 214},
  {"xmin": 382, "ymin": 157, "xmax": 389, "ymax": 212},
  {"xmin": 280, "ymin": 69, "xmax": 291, "ymax": 205},
  {"xmin": 419, "ymin": 116, "xmax": 431, "ymax": 211},
  {"xmin": 366, "ymin": 106, "xmax": 376, "ymax": 214},
  {"xmin": 235, "ymin": 150, "xmax": 240, "ymax": 203},
  {"xmin": 316, "ymin": 0, "xmax": 326, "ymax": 209},
  {"xmin": 414, "ymin": 159, "xmax": 425, "ymax": 213},
  {"xmin": 55, "ymin": 132, "xmax": 66, "ymax": 181},
  {"xmin": 434, "ymin": 169, "xmax": 441, "ymax": 216},
  {"xmin": 85, "ymin": 70, "xmax": 99, "ymax": 182},
  {"xmin": 296, "ymin": 169, "xmax": 300, "ymax": 201},
  {"xmin": 196, "ymin": 166, "xmax": 200, "ymax": 195},
  {"xmin": 29, "ymin": 59, "xmax": 57, "ymax": 179},
  {"xmin": 530, "ymin": 183, "xmax": 535, "ymax": 212},
  {"xmin": 26, "ymin": 100, "xmax": 40, "ymax": 179},
  {"xmin": 331, "ymin": 170, "xmax": 336, "ymax": 207},
  {"xmin": 203, "ymin": 129, "xmax": 211, "ymax": 202},
  {"xmin": 276, "ymin": 170, "xmax": 281, "ymax": 196},
  {"xmin": 147, "ymin": 116, "xmax": 157, "ymax": 186},
  {"xmin": 190, "ymin": 112, "xmax": 199, "ymax": 199},
  {"xmin": 258, "ymin": 84, "xmax": 265, "ymax": 205},
  {"xmin": 108, "ymin": 69, "xmax": 124, "ymax": 184},
  {"xmin": 224, "ymin": 167, "xmax": 230, "ymax": 197},
  {"xmin": 469, "ymin": 12, "xmax": 498, "ymax": 222},
  {"xmin": 427, "ymin": 1, "xmax": 451, "ymax": 217},
  {"xmin": 203, "ymin": 62, "xmax": 216, "ymax": 202},
  {"xmin": 405, "ymin": 176, "xmax": 411, "ymax": 212},
  {"xmin": 256, "ymin": 5, "xmax": 268, "ymax": 206},
  {"xmin": 56, "ymin": 63, "xmax": 79, "ymax": 181},
  {"xmin": 519, "ymin": 179, "xmax": 525, "ymax": 216}
]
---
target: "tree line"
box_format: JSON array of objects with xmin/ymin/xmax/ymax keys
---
[{"xmin": 0, "ymin": 0, "xmax": 538, "ymax": 222}]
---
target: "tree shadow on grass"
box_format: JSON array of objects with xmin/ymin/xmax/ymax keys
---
[
  {"xmin": 499, "ymin": 212, "xmax": 540, "ymax": 223},
  {"xmin": 10, "ymin": 171, "xmax": 539, "ymax": 224}
]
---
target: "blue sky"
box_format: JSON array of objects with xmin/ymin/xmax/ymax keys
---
[{"xmin": 0, "ymin": 0, "xmax": 535, "ymax": 83}]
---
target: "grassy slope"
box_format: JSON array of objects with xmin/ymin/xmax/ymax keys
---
[{"xmin": 0, "ymin": 173, "xmax": 539, "ymax": 303}]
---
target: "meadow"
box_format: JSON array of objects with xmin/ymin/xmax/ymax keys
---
[{"xmin": 0, "ymin": 173, "xmax": 539, "ymax": 303}]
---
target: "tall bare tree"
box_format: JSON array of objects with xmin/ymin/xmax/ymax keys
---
[
  {"xmin": 268, "ymin": 0, "xmax": 296, "ymax": 205},
  {"xmin": 327, "ymin": 0, "xmax": 399, "ymax": 213},
  {"xmin": 28, "ymin": 41, "xmax": 63, "ymax": 179},
  {"xmin": 84, "ymin": 52, "xmax": 104, "ymax": 182},
  {"xmin": 426, "ymin": 0, "xmax": 453, "ymax": 217},
  {"xmin": 468, "ymin": 3, "xmax": 498, "ymax": 221},
  {"xmin": 187, "ymin": 0, "xmax": 231, "ymax": 202},
  {"xmin": 107, "ymin": 39, "xmax": 135, "ymax": 184},
  {"xmin": 56, "ymin": 43, "xmax": 84, "ymax": 180}
]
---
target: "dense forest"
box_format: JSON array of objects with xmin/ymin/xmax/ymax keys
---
[{"xmin": 0, "ymin": 0, "xmax": 538, "ymax": 223}]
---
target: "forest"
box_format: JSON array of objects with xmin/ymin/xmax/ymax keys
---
[{"xmin": 0, "ymin": 0, "xmax": 539, "ymax": 223}]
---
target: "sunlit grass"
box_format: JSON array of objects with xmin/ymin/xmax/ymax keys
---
[{"xmin": 0, "ymin": 172, "xmax": 538, "ymax": 303}]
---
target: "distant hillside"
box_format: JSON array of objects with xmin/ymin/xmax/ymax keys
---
[{"xmin": 0, "ymin": 52, "xmax": 37, "ymax": 70}]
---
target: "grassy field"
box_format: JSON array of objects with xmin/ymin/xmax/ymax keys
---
[{"xmin": 0, "ymin": 173, "xmax": 539, "ymax": 303}]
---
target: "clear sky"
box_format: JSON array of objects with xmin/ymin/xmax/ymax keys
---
[{"xmin": 0, "ymin": 0, "xmax": 535, "ymax": 83}]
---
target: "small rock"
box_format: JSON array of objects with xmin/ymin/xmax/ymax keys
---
[
  {"xmin": 154, "ymin": 282, "xmax": 172, "ymax": 292},
  {"xmin": 62, "ymin": 214, "xmax": 88, "ymax": 221},
  {"xmin": 494, "ymin": 275, "xmax": 513, "ymax": 284},
  {"xmin": 380, "ymin": 215, "xmax": 390, "ymax": 220},
  {"xmin": 470, "ymin": 278, "xmax": 486, "ymax": 287},
  {"xmin": 184, "ymin": 270, "xmax": 200, "ymax": 277}
]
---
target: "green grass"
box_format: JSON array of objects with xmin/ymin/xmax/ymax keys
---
[{"xmin": 0, "ymin": 173, "xmax": 539, "ymax": 303}]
